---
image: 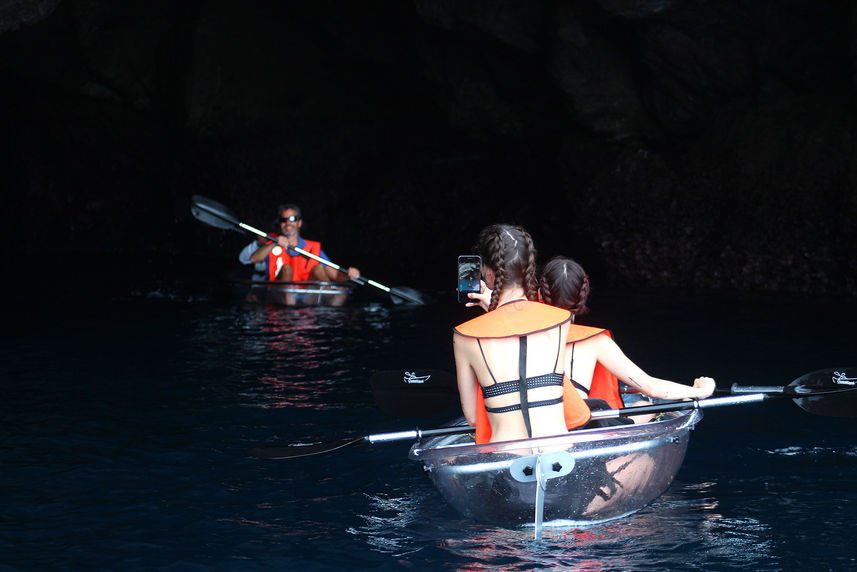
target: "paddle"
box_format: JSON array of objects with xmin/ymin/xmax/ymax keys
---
[
  {"xmin": 370, "ymin": 366, "xmax": 857, "ymax": 418},
  {"xmin": 725, "ymin": 368, "xmax": 857, "ymax": 418},
  {"xmin": 250, "ymin": 367, "xmax": 856, "ymax": 460},
  {"xmin": 592, "ymin": 369, "xmax": 857, "ymax": 419},
  {"xmin": 249, "ymin": 426, "xmax": 474, "ymax": 460},
  {"xmin": 567, "ymin": 368, "xmax": 857, "ymax": 420},
  {"xmin": 190, "ymin": 194, "xmax": 425, "ymax": 305}
]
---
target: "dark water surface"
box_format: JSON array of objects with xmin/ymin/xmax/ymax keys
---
[{"xmin": 2, "ymin": 263, "xmax": 856, "ymax": 570}]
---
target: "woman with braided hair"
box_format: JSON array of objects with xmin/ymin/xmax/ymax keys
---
[
  {"xmin": 539, "ymin": 256, "xmax": 716, "ymax": 418},
  {"xmin": 453, "ymin": 225, "xmax": 592, "ymax": 444}
]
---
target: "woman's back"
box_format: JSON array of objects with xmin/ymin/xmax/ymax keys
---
[
  {"xmin": 454, "ymin": 225, "xmax": 593, "ymax": 444},
  {"xmin": 540, "ymin": 256, "xmax": 716, "ymax": 404},
  {"xmin": 454, "ymin": 300, "xmax": 576, "ymax": 442}
]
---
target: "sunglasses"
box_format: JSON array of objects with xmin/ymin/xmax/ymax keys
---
[{"xmin": 278, "ymin": 215, "xmax": 301, "ymax": 223}]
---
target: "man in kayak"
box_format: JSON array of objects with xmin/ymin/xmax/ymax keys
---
[{"xmin": 238, "ymin": 203, "xmax": 360, "ymax": 282}]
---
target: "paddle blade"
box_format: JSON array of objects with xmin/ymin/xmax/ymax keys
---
[
  {"xmin": 389, "ymin": 286, "xmax": 425, "ymax": 305},
  {"xmin": 371, "ymin": 369, "xmax": 459, "ymax": 416},
  {"xmin": 191, "ymin": 195, "xmax": 243, "ymax": 232},
  {"xmin": 786, "ymin": 367, "xmax": 857, "ymax": 418},
  {"xmin": 249, "ymin": 436, "xmax": 365, "ymax": 459}
]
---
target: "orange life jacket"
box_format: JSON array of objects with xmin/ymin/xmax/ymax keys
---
[
  {"xmin": 567, "ymin": 324, "xmax": 623, "ymax": 410},
  {"xmin": 454, "ymin": 300, "xmax": 591, "ymax": 444},
  {"xmin": 266, "ymin": 239, "xmax": 322, "ymax": 281}
]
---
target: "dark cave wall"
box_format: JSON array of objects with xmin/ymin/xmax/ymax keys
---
[{"xmin": 1, "ymin": 0, "xmax": 855, "ymax": 294}]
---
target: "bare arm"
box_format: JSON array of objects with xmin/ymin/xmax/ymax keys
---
[
  {"xmin": 592, "ymin": 335, "xmax": 715, "ymax": 400},
  {"xmin": 324, "ymin": 264, "xmax": 360, "ymax": 281},
  {"xmin": 453, "ymin": 334, "xmax": 479, "ymax": 426},
  {"xmin": 239, "ymin": 238, "xmax": 269, "ymax": 265},
  {"xmin": 249, "ymin": 239, "xmax": 278, "ymax": 264}
]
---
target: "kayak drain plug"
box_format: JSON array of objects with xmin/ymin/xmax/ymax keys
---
[{"xmin": 519, "ymin": 462, "xmax": 564, "ymax": 477}]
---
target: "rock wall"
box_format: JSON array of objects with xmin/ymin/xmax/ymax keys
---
[{"xmin": 1, "ymin": 0, "xmax": 854, "ymax": 294}]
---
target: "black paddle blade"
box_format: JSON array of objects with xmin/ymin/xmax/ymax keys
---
[
  {"xmin": 389, "ymin": 286, "xmax": 425, "ymax": 305},
  {"xmin": 371, "ymin": 369, "xmax": 459, "ymax": 416},
  {"xmin": 787, "ymin": 367, "xmax": 857, "ymax": 418},
  {"xmin": 249, "ymin": 436, "xmax": 365, "ymax": 459},
  {"xmin": 190, "ymin": 195, "xmax": 243, "ymax": 232}
]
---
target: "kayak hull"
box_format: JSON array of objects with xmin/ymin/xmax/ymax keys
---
[
  {"xmin": 248, "ymin": 280, "xmax": 353, "ymax": 307},
  {"xmin": 408, "ymin": 409, "xmax": 702, "ymax": 527}
]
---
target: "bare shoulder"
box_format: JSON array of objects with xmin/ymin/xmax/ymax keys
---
[
  {"xmin": 586, "ymin": 330, "xmax": 625, "ymax": 359},
  {"xmin": 453, "ymin": 332, "xmax": 477, "ymax": 350}
]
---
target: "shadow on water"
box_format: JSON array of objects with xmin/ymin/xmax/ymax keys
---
[{"xmin": 1, "ymin": 258, "xmax": 856, "ymax": 569}]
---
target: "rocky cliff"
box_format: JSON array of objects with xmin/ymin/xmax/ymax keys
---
[{"xmin": 1, "ymin": 0, "xmax": 854, "ymax": 294}]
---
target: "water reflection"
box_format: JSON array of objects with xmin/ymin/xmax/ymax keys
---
[
  {"xmin": 765, "ymin": 445, "xmax": 857, "ymax": 458},
  {"xmin": 11, "ymin": 275, "xmax": 857, "ymax": 570},
  {"xmin": 185, "ymin": 303, "xmax": 396, "ymax": 410},
  {"xmin": 349, "ymin": 477, "xmax": 776, "ymax": 570}
]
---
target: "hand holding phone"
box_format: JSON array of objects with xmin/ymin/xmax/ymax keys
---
[{"xmin": 457, "ymin": 255, "xmax": 482, "ymax": 304}]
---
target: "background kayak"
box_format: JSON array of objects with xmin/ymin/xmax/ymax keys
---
[{"xmin": 248, "ymin": 280, "xmax": 354, "ymax": 307}]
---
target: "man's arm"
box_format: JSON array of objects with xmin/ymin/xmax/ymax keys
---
[
  {"xmin": 249, "ymin": 239, "xmax": 280, "ymax": 264},
  {"xmin": 317, "ymin": 248, "xmax": 359, "ymax": 281},
  {"xmin": 324, "ymin": 264, "xmax": 360, "ymax": 281},
  {"xmin": 238, "ymin": 240, "xmax": 262, "ymax": 265}
]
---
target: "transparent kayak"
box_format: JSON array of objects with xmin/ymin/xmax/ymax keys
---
[
  {"xmin": 408, "ymin": 409, "xmax": 702, "ymax": 535},
  {"xmin": 248, "ymin": 280, "xmax": 353, "ymax": 306}
]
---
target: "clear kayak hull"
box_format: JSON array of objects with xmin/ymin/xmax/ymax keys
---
[
  {"xmin": 248, "ymin": 280, "xmax": 353, "ymax": 306},
  {"xmin": 408, "ymin": 409, "xmax": 702, "ymax": 528}
]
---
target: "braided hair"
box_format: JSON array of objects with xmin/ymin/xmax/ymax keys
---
[
  {"xmin": 538, "ymin": 256, "xmax": 590, "ymax": 317},
  {"xmin": 475, "ymin": 224, "xmax": 539, "ymax": 311}
]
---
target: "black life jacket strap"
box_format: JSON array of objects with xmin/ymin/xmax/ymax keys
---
[
  {"xmin": 571, "ymin": 378, "xmax": 590, "ymax": 394},
  {"xmin": 518, "ymin": 335, "xmax": 532, "ymax": 438}
]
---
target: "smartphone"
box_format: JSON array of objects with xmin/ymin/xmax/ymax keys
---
[{"xmin": 457, "ymin": 255, "xmax": 482, "ymax": 303}]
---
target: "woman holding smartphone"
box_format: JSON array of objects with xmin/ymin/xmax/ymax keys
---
[{"xmin": 453, "ymin": 225, "xmax": 592, "ymax": 444}]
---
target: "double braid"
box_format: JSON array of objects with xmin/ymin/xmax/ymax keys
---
[
  {"xmin": 522, "ymin": 231, "xmax": 539, "ymax": 301},
  {"xmin": 476, "ymin": 224, "xmax": 537, "ymax": 311},
  {"xmin": 538, "ymin": 274, "xmax": 554, "ymax": 307},
  {"xmin": 539, "ymin": 257, "xmax": 590, "ymax": 315},
  {"xmin": 488, "ymin": 229, "xmax": 506, "ymax": 311},
  {"xmin": 575, "ymin": 272, "xmax": 591, "ymax": 314}
]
